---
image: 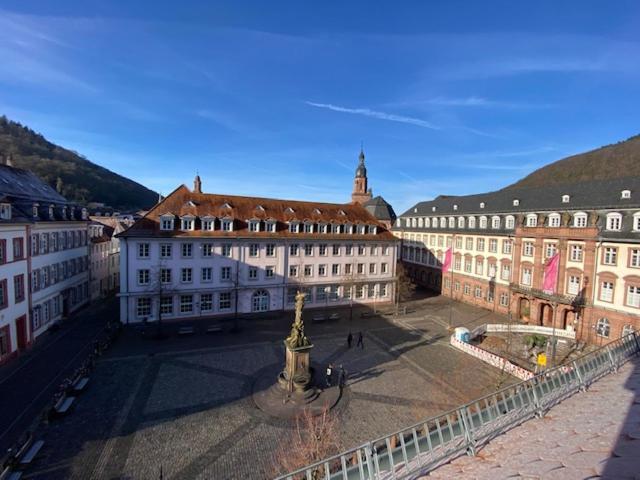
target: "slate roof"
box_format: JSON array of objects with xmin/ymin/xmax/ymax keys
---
[
  {"xmin": 119, "ymin": 185, "xmax": 396, "ymax": 240},
  {"xmin": 0, "ymin": 164, "xmax": 67, "ymax": 204},
  {"xmin": 399, "ymin": 177, "xmax": 640, "ymax": 217},
  {"xmin": 364, "ymin": 195, "xmax": 397, "ymax": 222}
]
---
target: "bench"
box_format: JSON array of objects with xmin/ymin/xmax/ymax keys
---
[
  {"xmin": 72, "ymin": 377, "xmax": 89, "ymax": 393},
  {"xmin": 178, "ymin": 326, "xmax": 195, "ymax": 335},
  {"xmin": 312, "ymin": 314, "xmax": 327, "ymax": 323},
  {"xmin": 206, "ymin": 324, "xmax": 223, "ymax": 334},
  {"xmin": 19, "ymin": 440, "xmax": 44, "ymax": 465},
  {"xmin": 328, "ymin": 313, "xmax": 341, "ymax": 321},
  {"xmin": 54, "ymin": 396, "xmax": 75, "ymax": 415}
]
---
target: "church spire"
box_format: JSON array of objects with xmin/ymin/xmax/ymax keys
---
[
  {"xmin": 351, "ymin": 146, "xmax": 372, "ymax": 204},
  {"xmin": 193, "ymin": 172, "xmax": 202, "ymax": 194}
]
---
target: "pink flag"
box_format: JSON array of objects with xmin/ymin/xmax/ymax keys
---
[
  {"xmin": 542, "ymin": 253, "xmax": 560, "ymax": 294},
  {"xmin": 442, "ymin": 247, "xmax": 452, "ymax": 273}
]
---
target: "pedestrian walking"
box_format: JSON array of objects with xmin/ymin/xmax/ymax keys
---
[
  {"xmin": 357, "ymin": 331, "xmax": 364, "ymax": 349},
  {"xmin": 347, "ymin": 331, "xmax": 353, "ymax": 348},
  {"xmin": 339, "ymin": 365, "xmax": 347, "ymax": 388},
  {"xmin": 326, "ymin": 363, "xmax": 333, "ymax": 387}
]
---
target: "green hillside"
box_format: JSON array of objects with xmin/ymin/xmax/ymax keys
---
[
  {"xmin": 0, "ymin": 115, "xmax": 157, "ymax": 210},
  {"xmin": 508, "ymin": 134, "xmax": 640, "ymax": 189}
]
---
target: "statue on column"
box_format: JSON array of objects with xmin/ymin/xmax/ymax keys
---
[{"xmin": 285, "ymin": 291, "xmax": 310, "ymax": 349}]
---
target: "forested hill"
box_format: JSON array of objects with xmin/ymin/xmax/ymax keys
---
[
  {"xmin": 507, "ymin": 134, "xmax": 640, "ymax": 189},
  {"xmin": 0, "ymin": 116, "xmax": 157, "ymax": 210}
]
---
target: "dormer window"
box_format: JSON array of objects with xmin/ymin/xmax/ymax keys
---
[
  {"xmin": 201, "ymin": 217, "xmax": 215, "ymax": 231},
  {"xmin": 303, "ymin": 222, "xmax": 314, "ymax": 233},
  {"xmin": 548, "ymin": 213, "xmax": 561, "ymax": 227},
  {"xmin": 345, "ymin": 223, "xmax": 354, "ymax": 234},
  {"xmin": 0, "ymin": 203, "xmax": 11, "ymax": 220},
  {"xmin": 413, "ymin": 207, "xmax": 418, "ymax": 213},
  {"xmin": 573, "ymin": 212, "xmax": 588, "ymax": 228},
  {"xmin": 440, "ymin": 217, "xmax": 446, "ymax": 228},
  {"xmin": 313, "ymin": 208, "xmax": 322, "ymax": 215},
  {"xmin": 81, "ymin": 208, "xmax": 88, "ymax": 220},
  {"xmin": 221, "ymin": 218, "xmax": 233, "ymax": 231},
  {"xmin": 319, "ymin": 223, "xmax": 328, "ymax": 234},
  {"xmin": 448, "ymin": 217, "xmax": 455, "ymax": 228},
  {"xmin": 562, "ymin": 195, "xmax": 570, "ymax": 203},
  {"xmin": 621, "ymin": 190, "xmax": 631, "ymax": 199},
  {"xmin": 425, "ymin": 217, "xmax": 431, "ymax": 228},
  {"xmin": 265, "ymin": 220, "xmax": 276, "ymax": 232},
  {"xmin": 181, "ymin": 216, "xmax": 195, "ymax": 230},
  {"xmin": 453, "ymin": 204, "xmax": 458, "ymax": 211},
  {"xmin": 432, "ymin": 206, "xmax": 437, "ymax": 212},
  {"xmin": 248, "ymin": 220, "xmax": 261, "ymax": 232},
  {"xmin": 222, "ymin": 202, "xmax": 232, "ymax": 210},
  {"xmin": 332, "ymin": 223, "xmax": 341, "ymax": 234},
  {"xmin": 457, "ymin": 217, "xmax": 465, "ymax": 229},
  {"xmin": 468, "ymin": 216, "xmax": 476, "ymax": 229},
  {"xmin": 513, "ymin": 199, "xmax": 520, "ymax": 206},
  {"xmin": 48, "ymin": 205, "xmax": 55, "ymax": 220},
  {"xmin": 32, "ymin": 203, "xmax": 39, "ymax": 218},
  {"xmin": 505, "ymin": 215, "xmax": 515, "ymax": 229},
  {"xmin": 479, "ymin": 202, "xmax": 485, "ymax": 209},
  {"xmin": 338, "ymin": 209, "xmax": 346, "ymax": 216},
  {"xmin": 395, "ymin": 218, "xmax": 401, "ymax": 227},
  {"xmin": 288, "ymin": 222, "xmax": 300, "ymax": 233},
  {"xmin": 606, "ymin": 212, "xmax": 622, "ymax": 231},
  {"xmin": 370, "ymin": 225, "xmax": 378, "ymax": 234},
  {"xmin": 479, "ymin": 216, "xmax": 487, "ymax": 229},
  {"xmin": 633, "ymin": 212, "xmax": 640, "ymax": 231},
  {"xmin": 160, "ymin": 215, "xmax": 175, "ymax": 231},
  {"xmin": 357, "ymin": 224, "xmax": 366, "ymax": 235},
  {"xmin": 526, "ymin": 214, "xmax": 538, "ymax": 227},
  {"xmin": 285, "ymin": 207, "xmax": 295, "ymax": 214},
  {"xmin": 62, "ymin": 206, "xmax": 67, "ymax": 220},
  {"xmin": 491, "ymin": 216, "xmax": 500, "ymax": 229},
  {"xmin": 255, "ymin": 205, "xmax": 265, "ymax": 212}
]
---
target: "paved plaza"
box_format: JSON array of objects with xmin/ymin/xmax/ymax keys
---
[{"xmin": 19, "ymin": 294, "xmax": 519, "ymax": 479}]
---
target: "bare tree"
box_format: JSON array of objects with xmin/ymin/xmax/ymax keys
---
[{"xmin": 271, "ymin": 407, "xmax": 342, "ymax": 479}]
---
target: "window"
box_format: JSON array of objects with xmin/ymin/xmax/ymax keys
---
[
  {"xmin": 468, "ymin": 217, "xmax": 476, "ymax": 229},
  {"xmin": 606, "ymin": 213, "xmax": 622, "ymax": 231},
  {"xmin": 567, "ymin": 275, "xmax": 581, "ymax": 295},
  {"xmin": 454, "ymin": 257, "xmax": 461, "ymax": 271},
  {"xmin": 289, "ymin": 222, "xmax": 299, "ymax": 233},
  {"xmin": 160, "ymin": 244, "xmax": 172, "ymax": 258},
  {"xmin": 512, "ymin": 199, "xmax": 520, "ymax": 207},
  {"xmin": 290, "ymin": 244, "xmax": 299, "ymax": 256},
  {"xmin": 266, "ymin": 244, "xmax": 276, "ymax": 257},
  {"xmin": 345, "ymin": 245, "xmax": 353, "ymax": 256},
  {"xmin": 201, "ymin": 267, "xmax": 213, "ymax": 282},
  {"xmin": 465, "ymin": 238, "xmax": 473, "ymax": 250},
  {"xmin": 548, "ymin": 213, "xmax": 561, "ymax": 227},
  {"xmin": 573, "ymin": 212, "xmax": 588, "ymax": 228},
  {"xmin": 448, "ymin": 217, "xmax": 455, "ymax": 228},
  {"xmin": 319, "ymin": 244, "xmax": 327, "ymax": 256},
  {"xmin": 248, "ymin": 267, "xmax": 258, "ymax": 280},
  {"xmin": 545, "ymin": 243, "xmax": 557, "ymax": 258},
  {"xmin": 455, "ymin": 237, "xmax": 462, "ymax": 249},
  {"xmin": 160, "ymin": 268, "xmax": 172, "ymax": 284},
  {"xmin": 630, "ymin": 249, "xmax": 640, "ymax": 268},
  {"xmin": 475, "ymin": 259, "xmax": 483, "ymax": 275},
  {"xmin": 463, "ymin": 283, "xmax": 471, "ymax": 295},
  {"xmin": 381, "ymin": 263, "xmax": 388, "ymax": 274},
  {"xmin": 627, "ymin": 285, "xmax": 640, "ymax": 308},
  {"xmin": 502, "ymin": 240, "xmax": 512, "ymax": 255},
  {"xmin": 474, "ymin": 286, "xmax": 482, "ymax": 298},
  {"xmin": 332, "ymin": 264, "xmax": 340, "ymax": 275},
  {"xmin": 304, "ymin": 265, "xmax": 313, "ymax": 277},
  {"xmin": 252, "ymin": 290, "xmax": 269, "ymax": 312},
  {"xmin": 13, "ymin": 238, "xmax": 24, "ymax": 261},
  {"xmin": 14, "ymin": 275, "xmax": 24, "ymax": 303},
  {"xmin": 621, "ymin": 190, "xmax": 631, "ymax": 199},
  {"xmin": 181, "ymin": 243, "xmax": 193, "ymax": 258},
  {"xmin": 180, "ymin": 295, "xmax": 193, "ymax": 314},
  {"xmin": 304, "ymin": 223, "xmax": 313, "ymax": 233},
  {"xmin": 138, "ymin": 243, "xmax": 150, "ymax": 258},
  {"xmin": 570, "ymin": 245, "xmax": 583, "ymax": 262},
  {"xmin": 477, "ymin": 238, "xmax": 485, "ymax": 251},
  {"xmin": 488, "ymin": 239, "xmax": 498, "ymax": 253},
  {"xmin": 221, "ymin": 244, "xmax": 232, "ymax": 257},
  {"xmin": 160, "ymin": 297, "xmax": 173, "ymax": 315},
  {"xmin": 521, "ymin": 267, "xmax": 532, "ymax": 286},
  {"xmin": 622, "ymin": 324, "xmax": 635, "ymax": 337},
  {"xmin": 634, "ymin": 213, "xmax": 640, "ymax": 231},
  {"xmin": 137, "ymin": 269, "xmax": 150, "ymax": 285},
  {"xmin": 603, "ymin": 247, "xmax": 617, "ymax": 265},
  {"xmin": 562, "ymin": 194, "xmax": 570, "ymax": 203},
  {"xmin": 357, "ymin": 263, "xmax": 365, "ymax": 274},
  {"xmin": 181, "ymin": 268, "xmax": 192, "ymax": 283},
  {"xmin": 381, "ymin": 283, "xmax": 389, "ymax": 297},
  {"xmin": 265, "ymin": 221, "xmax": 276, "ymax": 232},
  {"xmin": 500, "ymin": 293, "xmax": 509, "ymax": 307},
  {"xmin": 289, "ymin": 265, "xmax": 298, "ymax": 277},
  {"xmin": 202, "ymin": 218, "xmax": 215, "ymax": 231},
  {"xmin": 249, "ymin": 244, "xmax": 259, "ymax": 257},
  {"xmin": 304, "ymin": 244, "xmax": 313, "ymax": 256},
  {"xmin": 596, "ymin": 318, "xmax": 610, "ymax": 338},
  {"xmin": 358, "ymin": 244, "xmax": 365, "ymax": 255},
  {"xmin": 136, "ymin": 298, "xmax": 152, "ymax": 318},
  {"xmin": 160, "ymin": 216, "xmax": 174, "ymax": 230},
  {"xmin": 523, "ymin": 242, "xmax": 534, "ymax": 257},
  {"xmin": 221, "ymin": 266, "xmax": 231, "ymax": 281},
  {"xmin": 265, "ymin": 266, "xmax": 275, "ymax": 278},
  {"xmin": 464, "ymin": 258, "xmax": 472, "ymax": 273},
  {"xmin": 491, "ymin": 216, "xmax": 500, "ymax": 229},
  {"xmin": 248, "ymin": 220, "xmax": 260, "ymax": 232},
  {"xmin": 219, "ymin": 292, "xmax": 231, "ymax": 310},
  {"xmin": 526, "ymin": 214, "xmax": 537, "ymax": 227},
  {"xmin": 600, "ymin": 281, "xmax": 614, "ymax": 302},
  {"xmin": 345, "ymin": 263, "xmax": 352, "ymax": 275},
  {"xmin": 181, "ymin": 217, "xmax": 194, "ymax": 230},
  {"xmin": 201, "ymin": 243, "xmax": 214, "ymax": 257},
  {"xmin": 221, "ymin": 219, "xmax": 233, "ymax": 231},
  {"xmin": 369, "ymin": 263, "xmax": 376, "ymax": 274}
]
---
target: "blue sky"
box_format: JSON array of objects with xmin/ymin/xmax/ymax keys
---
[{"xmin": 1, "ymin": 1, "xmax": 639, "ymax": 212}]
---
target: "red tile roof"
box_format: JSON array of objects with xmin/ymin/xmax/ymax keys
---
[{"xmin": 119, "ymin": 185, "xmax": 397, "ymax": 240}]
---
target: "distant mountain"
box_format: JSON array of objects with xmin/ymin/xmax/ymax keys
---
[
  {"xmin": 0, "ymin": 115, "xmax": 157, "ymax": 210},
  {"xmin": 508, "ymin": 134, "xmax": 640, "ymax": 189}
]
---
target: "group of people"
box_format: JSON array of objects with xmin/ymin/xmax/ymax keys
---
[{"xmin": 324, "ymin": 331, "xmax": 366, "ymax": 389}]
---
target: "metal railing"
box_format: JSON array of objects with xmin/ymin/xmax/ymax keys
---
[{"xmin": 275, "ymin": 332, "xmax": 640, "ymax": 480}]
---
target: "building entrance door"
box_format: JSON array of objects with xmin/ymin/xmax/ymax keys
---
[{"xmin": 16, "ymin": 315, "xmax": 28, "ymax": 351}]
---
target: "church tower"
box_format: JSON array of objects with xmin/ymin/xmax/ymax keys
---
[
  {"xmin": 193, "ymin": 174, "xmax": 202, "ymax": 194},
  {"xmin": 351, "ymin": 147, "xmax": 372, "ymax": 204}
]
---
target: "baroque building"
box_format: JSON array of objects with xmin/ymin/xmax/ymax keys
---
[
  {"xmin": 0, "ymin": 164, "xmax": 89, "ymax": 364},
  {"xmin": 89, "ymin": 216, "xmax": 130, "ymax": 300},
  {"xmin": 393, "ymin": 178, "xmax": 640, "ymax": 344},
  {"xmin": 117, "ymin": 176, "xmax": 398, "ymax": 324}
]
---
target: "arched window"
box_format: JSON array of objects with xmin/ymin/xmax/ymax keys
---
[
  {"xmin": 425, "ymin": 217, "xmax": 431, "ymax": 228},
  {"xmin": 606, "ymin": 212, "xmax": 622, "ymax": 231},
  {"xmin": 596, "ymin": 318, "xmax": 610, "ymax": 338},
  {"xmin": 457, "ymin": 216, "xmax": 465, "ymax": 229},
  {"xmin": 468, "ymin": 216, "xmax": 476, "ymax": 229},
  {"xmin": 411, "ymin": 218, "xmax": 417, "ymax": 228},
  {"xmin": 548, "ymin": 213, "xmax": 561, "ymax": 228},
  {"xmin": 418, "ymin": 217, "xmax": 424, "ymax": 228},
  {"xmin": 526, "ymin": 214, "xmax": 538, "ymax": 227},
  {"xmin": 479, "ymin": 216, "xmax": 487, "ymax": 229},
  {"xmin": 622, "ymin": 324, "xmax": 635, "ymax": 337},
  {"xmin": 440, "ymin": 217, "xmax": 446, "ymax": 228},
  {"xmin": 491, "ymin": 216, "xmax": 500, "ymax": 229},
  {"xmin": 633, "ymin": 212, "xmax": 640, "ymax": 231},
  {"xmin": 505, "ymin": 215, "xmax": 515, "ymax": 229},
  {"xmin": 573, "ymin": 212, "xmax": 588, "ymax": 228},
  {"xmin": 252, "ymin": 289, "xmax": 270, "ymax": 312},
  {"xmin": 448, "ymin": 217, "xmax": 455, "ymax": 228}
]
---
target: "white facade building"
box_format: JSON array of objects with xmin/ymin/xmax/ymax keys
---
[
  {"xmin": 118, "ymin": 178, "xmax": 399, "ymax": 324},
  {"xmin": 89, "ymin": 217, "xmax": 129, "ymax": 300}
]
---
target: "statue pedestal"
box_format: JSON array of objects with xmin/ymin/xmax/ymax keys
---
[{"xmin": 278, "ymin": 342, "xmax": 313, "ymax": 393}]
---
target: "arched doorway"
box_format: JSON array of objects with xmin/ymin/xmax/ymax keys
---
[
  {"xmin": 518, "ymin": 298, "xmax": 530, "ymax": 321},
  {"xmin": 562, "ymin": 309, "xmax": 575, "ymax": 330},
  {"xmin": 252, "ymin": 289, "xmax": 269, "ymax": 312},
  {"xmin": 538, "ymin": 303, "xmax": 553, "ymax": 327}
]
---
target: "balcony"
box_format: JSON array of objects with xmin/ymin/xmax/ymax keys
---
[{"xmin": 509, "ymin": 283, "xmax": 586, "ymax": 307}]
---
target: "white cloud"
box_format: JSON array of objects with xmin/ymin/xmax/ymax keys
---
[{"xmin": 305, "ymin": 101, "xmax": 440, "ymax": 130}]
